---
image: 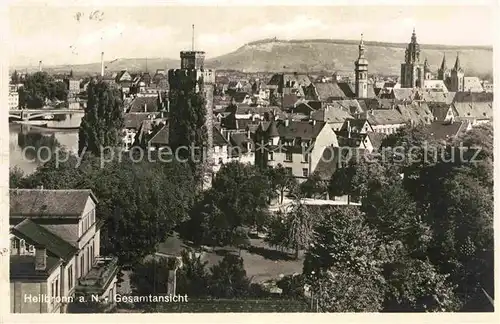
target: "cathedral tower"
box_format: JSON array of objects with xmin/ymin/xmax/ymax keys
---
[
  {"xmin": 437, "ymin": 53, "xmax": 449, "ymax": 81},
  {"xmin": 354, "ymin": 34, "xmax": 368, "ymax": 98},
  {"xmin": 400, "ymin": 28, "xmax": 424, "ymax": 88},
  {"xmin": 450, "ymin": 53, "xmax": 464, "ymax": 92},
  {"xmin": 423, "ymin": 58, "xmax": 432, "ymax": 80}
]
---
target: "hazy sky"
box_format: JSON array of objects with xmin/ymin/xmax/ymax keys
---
[{"xmin": 9, "ymin": 4, "xmax": 495, "ymax": 67}]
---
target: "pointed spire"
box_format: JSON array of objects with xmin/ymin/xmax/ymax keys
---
[
  {"xmin": 411, "ymin": 27, "xmax": 417, "ymax": 43},
  {"xmin": 440, "ymin": 53, "xmax": 447, "ymax": 70},
  {"xmin": 358, "ymin": 33, "xmax": 365, "ymax": 58},
  {"xmin": 453, "ymin": 52, "xmax": 461, "ymax": 71}
]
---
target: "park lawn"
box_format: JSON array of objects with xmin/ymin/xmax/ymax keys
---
[{"xmin": 156, "ymin": 234, "xmax": 304, "ymax": 283}]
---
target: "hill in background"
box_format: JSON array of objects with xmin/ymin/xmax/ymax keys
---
[{"xmin": 12, "ymin": 39, "xmax": 493, "ymax": 79}]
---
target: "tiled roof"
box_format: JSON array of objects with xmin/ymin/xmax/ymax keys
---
[
  {"xmin": 124, "ymin": 113, "xmax": 155, "ymax": 129},
  {"xmin": 128, "ymin": 96, "xmax": 159, "ymax": 113},
  {"xmin": 282, "ymin": 94, "xmax": 299, "ymax": 109},
  {"xmin": 423, "ymin": 80, "xmax": 448, "ymax": 92},
  {"xmin": 418, "ymin": 90, "xmax": 456, "ymax": 104},
  {"xmin": 313, "ymin": 83, "xmax": 347, "ymax": 100},
  {"xmin": 276, "ymin": 120, "xmax": 326, "ymax": 140},
  {"xmin": 367, "ymin": 132, "xmax": 386, "ymax": 150},
  {"xmin": 311, "ymin": 106, "xmax": 353, "ymax": 124},
  {"xmin": 427, "ymin": 121, "xmax": 466, "ymax": 141},
  {"xmin": 148, "ymin": 124, "xmax": 169, "ymax": 146},
  {"xmin": 341, "ymin": 118, "xmax": 370, "ymax": 132},
  {"xmin": 335, "ymin": 131, "xmax": 369, "ymax": 148},
  {"xmin": 10, "ymin": 254, "xmax": 62, "ymax": 279},
  {"xmin": 313, "ymin": 146, "xmax": 339, "ymax": 180},
  {"xmin": 213, "ymin": 127, "xmax": 230, "ymax": 147},
  {"xmin": 10, "ymin": 189, "xmax": 97, "ymax": 218},
  {"xmin": 453, "ymin": 91, "xmax": 493, "ymax": 103},
  {"xmin": 337, "ymin": 82, "xmax": 355, "ymax": 98},
  {"xmin": 392, "ymin": 88, "xmax": 418, "ymax": 101},
  {"xmin": 452, "ymin": 101, "xmax": 492, "ymax": 120},
  {"xmin": 230, "ymin": 133, "xmax": 253, "ymax": 155},
  {"xmin": 11, "ymin": 219, "xmax": 78, "ymax": 261},
  {"xmin": 366, "ymin": 108, "xmax": 407, "ymax": 126},
  {"xmin": 428, "ymin": 103, "xmax": 452, "ymax": 121}
]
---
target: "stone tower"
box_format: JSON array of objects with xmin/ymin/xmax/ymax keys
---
[
  {"xmin": 400, "ymin": 28, "xmax": 424, "ymax": 88},
  {"xmin": 168, "ymin": 48, "xmax": 215, "ymax": 161},
  {"xmin": 450, "ymin": 53, "xmax": 464, "ymax": 92},
  {"xmin": 437, "ymin": 53, "xmax": 450, "ymax": 81},
  {"xmin": 354, "ymin": 34, "xmax": 368, "ymax": 98}
]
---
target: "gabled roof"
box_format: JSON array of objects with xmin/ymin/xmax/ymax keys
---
[
  {"xmin": 337, "ymin": 82, "xmax": 355, "ymax": 98},
  {"xmin": 230, "ymin": 133, "xmax": 253, "ymax": 155},
  {"xmin": 124, "ymin": 113, "xmax": 155, "ymax": 129},
  {"xmin": 313, "ymin": 146, "xmax": 339, "ymax": 180},
  {"xmin": 392, "ymin": 88, "xmax": 418, "ymax": 101},
  {"xmin": 11, "ymin": 219, "xmax": 78, "ymax": 262},
  {"xmin": 148, "ymin": 124, "xmax": 169, "ymax": 146},
  {"xmin": 452, "ymin": 101, "xmax": 492, "ymax": 120},
  {"xmin": 419, "ymin": 90, "xmax": 456, "ymax": 104},
  {"xmin": 341, "ymin": 118, "xmax": 371, "ymax": 132},
  {"xmin": 463, "ymin": 77, "xmax": 484, "ymax": 92},
  {"xmin": 311, "ymin": 106, "xmax": 353, "ymax": 124},
  {"xmin": 10, "ymin": 189, "xmax": 97, "ymax": 218},
  {"xmin": 313, "ymin": 82, "xmax": 347, "ymax": 100},
  {"xmin": 276, "ymin": 121, "xmax": 326, "ymax": 140},
  {"xmin": 428, "ymin": 102, "xmax": 452, "ymax": 121},
  {"xmin": 213, "ymin": 127, "xmax": 230, "ymax": 147},
  {"xmin": 366, "ymin": 108, "xmax": 407, "ymax": 126},
  {"xmin": 282, "ymin": 94, "xmax": 299, "ymax": 108},
  {"xmin": 128, "ymin": 96, "xmax": 159, "ymax": 113},
  {"xmin": 367, "ymin": 132, "xmax": 386, "ymax": 150},
  {"xmin": 427, "ymin": 121, "xmax": 466, "ymax": 141}
]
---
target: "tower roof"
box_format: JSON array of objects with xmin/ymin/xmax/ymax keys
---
[
  {"xmin": 440, "ymin": 54, "xmax": 447, "ymax": 71},
  {"xmin": 411, "ymin": 27, "xmax": 417, "ymax": 43},
  {"xmin": 453, "ymin": 53, "xmax": 462, "ymax": 71},
  {"xmin": 266, "ymin": 120, "xmax": 280, "ymax": 137},
  {"xmin": 356, "ymin": 33, "xmax": 368, "ymax": 66}
]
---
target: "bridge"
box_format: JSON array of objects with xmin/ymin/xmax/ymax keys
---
[{"xmin": 9, "ymin": 109, "xmax": 85, "ymax": 121}]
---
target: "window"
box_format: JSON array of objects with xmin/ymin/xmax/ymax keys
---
[
  {"xmin": 302, "ymin": 168, "xmax": 309, "ymax": 177},
  {"xmin": 80, "ymin": 255, "xmax": 85, "ymax": 277},
  {"xmin": 68, "ymin": 265, "xmax": 74, "ymax": 289},
  {"xmin": 302, "ymin": 153, "xmax": 309, "ymax": 163},
  {"xmin": 11, "ymin": 238, "xmax": 18, "ymax": 250},
  {"xmin": 55, "ymin": 279, "xmax": 59, "ymax": 298},
  {"xmin": 87, "ymin": 247, "xmax": 91, "ymax": 272},
  {"xmin": 286, "ymin": 167, "xmax": 293, "ymax": 175},
  {"xmin": 51, "ymin": 281, "xmax": 55, "ymax": 302},
  {"xmin": 285, "ymin": 152, "xmax": 293, "ymax": 162},
  {"xmin": 268, "ymin": 152, "xmax": 274, "ymax": 161}
]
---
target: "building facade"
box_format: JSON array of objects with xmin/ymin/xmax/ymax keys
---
[
  {"xmin": 400, "ymin": 29, "xmax": 424, "ymax": 88},
  {"xmin": 10, "ymin": 189, "xmax": 119, "ymax": 313}
]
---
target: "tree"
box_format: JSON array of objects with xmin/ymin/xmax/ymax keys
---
[
  {"xmin": 168, "ymin": 76, "xmax": 207, "ymax": 177},
  {"xmin": 11, "ymin": 70, "xmax": 19, "ymax": 84},
  {"xmin": 69, "ymin": 70, "xmax": 74, "ymax": 78},
  {"xmin": 130, "ymin": 257, "xmax": 171, "ymax": 296},
  {"xmin": 78, "ymin": 80, "xmax": 124, "ymax": 155},
  {"xmin": 267, "ymin": 164, "xmax": 298, "ymax": 203},
  {"xmin": 266, "ymin": 198, "xmax": 317, "ymax": 259},
  {"xmin": 176, "ymin": 250, "xmax": 211, "ymax": 297},
  {"xmin": 303, "ymin": 206, "xmax": 386, "ymax": 282},
  {"xmin": 313, "ymin": 269, "xmax": 385, "ymax": 312},
  {"xmin": 384, "ymin": 258, "xmax": 460, "ymax": 312},
  {"xmin": 209, "ymin": 254, "xmax": 251, "ymax": 298},
  {"xmin": 20, "ymin": 72, "xmax": 69, "ymax": 108},
  {"xmin": 9, "ymin": 166, "xmax": 26, "ymax": 188},
  {"xmin": 299, "ymin": 173, "xmax": 328, "ymax": 199},
  {"xmin": 23, "ymin": 152, "xmax": 196, "ymax": 265}
]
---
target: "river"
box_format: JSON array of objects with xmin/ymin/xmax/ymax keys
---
[{"xmin": 9, "ymin": 123, "xmax": 79, "ymax": 175}]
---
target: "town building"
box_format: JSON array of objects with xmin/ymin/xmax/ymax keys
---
[
  {"xmin": 400, "ymin": 28, "xmax": 424, "ymax": 88},
  {"xmin": 9, "ymin": 90, "xmax": 19, "ymax": 110},
  {"xmin": 64, "ymin": 79, "xmax": 81, "ymax": 96},
  {"xmin": 254, "ymin": 120, "xmax": 338, "ymax": 181},
  {"xmin": 9, "ymin": 189, "xmax": 119, "ymax": 313}
]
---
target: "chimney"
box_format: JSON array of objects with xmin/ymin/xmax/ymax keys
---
[
  {"xmin": 38, "ymin": 61, "xmax": 42, "ymax": 72},
  {"xmin": 35, "ymin": 247, "xmax": 47, "ymax": 271},
  {"xmin": 347, "ymin": 120, "xmax": 351, "ymax": 138},
  {"xmin": 285, "ymin": 119, "xmax": 289, "ymax": 127},
  {"xmin": 144, "ymin": 103, "xmax": 147, "ymax": 112},
  {"xmin": 101, "ymin": 52, "xmax": 104, "ymax": 77}
]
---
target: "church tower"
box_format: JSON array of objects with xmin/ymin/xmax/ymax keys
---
[
  {"xmin": 450, "ymin": 53, "xmax": 464, "ymax": 92},
  {"xmin": 168, "ymin": 25, "xmax": 215, "ymax": 162},
  {"xmin": 354, "ymin": 34, "xmax": 368, "ymax": 98},
  {"xmin": 437, "ymin": 53, "xmax": 449, "ymax": 81},
  {"xmin": 400, "ymin": 28, "xmax": 424, "ymax": 88}
]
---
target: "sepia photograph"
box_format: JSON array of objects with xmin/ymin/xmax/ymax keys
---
[{"xmin": 2, "ymin": 0, "xmax": 496, "ymax": 316}]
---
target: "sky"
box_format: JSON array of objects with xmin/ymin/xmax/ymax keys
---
[{"xmin": 9, "ymin": 3, "xmax": 495, "ymax": 67}]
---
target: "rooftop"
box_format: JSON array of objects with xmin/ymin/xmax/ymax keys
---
[{"xmin": 10, "ymin": 189, "xmax": 97, "ymax": 218}]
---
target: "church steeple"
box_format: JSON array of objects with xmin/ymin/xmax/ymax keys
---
[
  {"xmin": 411, "ymin": 27, "xmax": 417, "ymax": 43},
  {"xmin": 358, "ymin": 33, "xmax": 365, "ymax": 58},
  {"xmin": 424, "ymin": 58, "xmax": 430, "ymax": 72},
  {"xmin": 440, "ymin": 53, "xmax": 447, "ymax": 70},
  {"xmin": 453, "ymin": 52, "xmax": 462, "ymax": 72}
]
